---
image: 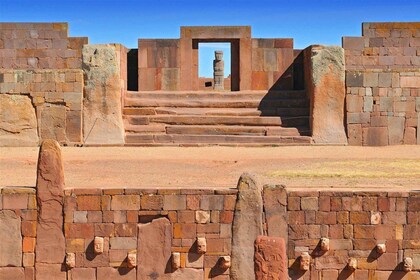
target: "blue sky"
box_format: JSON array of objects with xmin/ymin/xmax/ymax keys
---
[{"xmin": 1, "ymin": 0, "xmax": 419, "ymax": 77}]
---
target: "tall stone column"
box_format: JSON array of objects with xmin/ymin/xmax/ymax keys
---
[
  {"xmin": 213, "ymin": 50, "xmax": 224, "ymax": 90},
  {"xmin": 35, "ymin": 139, "xmax": 66, "ymax": 279}
]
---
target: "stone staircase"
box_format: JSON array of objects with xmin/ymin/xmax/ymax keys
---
[{"xmin": 123, "ymin": 90, "xmax": 312, "ymax": 146}]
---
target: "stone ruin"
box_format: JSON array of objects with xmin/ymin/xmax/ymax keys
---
[
  {"xmin": 0, "ymin": 22, "xmax": 418, "ymax": 147},
  {"xmin": 0, "ymin": 139, "xmax": 419, "ymax": 279}
]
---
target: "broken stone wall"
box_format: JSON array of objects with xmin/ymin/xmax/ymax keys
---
[
  {"xmin": 0, "ymin": 23, "xmax": 87, "ymax": 146},
  {"xmin": 343, "ymin": 22, "xmax": 420, "ymax": 145}
]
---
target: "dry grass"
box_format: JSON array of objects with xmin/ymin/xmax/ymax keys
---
[{"xmin": 269, "ymin": 160, "xmax": 420, "ymax": 179}]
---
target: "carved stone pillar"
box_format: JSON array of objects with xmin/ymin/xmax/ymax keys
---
[{"xmin": 213, "ymin": 50, "xmax": 224, "ymax": 90}]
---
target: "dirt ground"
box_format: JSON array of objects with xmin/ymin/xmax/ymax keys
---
[{"xmin": 1, "ymin": 146, "xmax": 420, "ymax": 191}]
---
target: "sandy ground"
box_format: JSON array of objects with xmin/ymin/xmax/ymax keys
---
[{"xmin": 1, "ymin": 146, "xmax": 420, "ymax": 191}]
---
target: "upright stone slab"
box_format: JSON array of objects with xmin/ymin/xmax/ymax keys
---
[
  {"xmin": 254, "ymin": 236, "xmax": 288, "ymax": 280},
  {"xmin": 213, "ymin": 50, "xmax": 224, "ymax": 90},
  {"xmin": 83, "ymin": 44, "xmax": 125, "ymax": 145},
  {"xmin": 231, "ymin": 173, "xmax": 263, "ymax": 280},
  {"xmin": 0, "ymin": 94, "xmax": 38, "ymax": 146},
  {"xmin": 0, "ymin": 210, "xmax": 22, "ymax": 266},
  {"xmin": 35, "ymin": 140, "xmax": 65, "ymax": 266},
  {"xmin": 137, "ymin": 217, "xmax": 172, "ymax": 279},
  {"xmin": 263, "ymin": 185, "xmax": 288, "ymax": 240},
  {"xmin": 304, "ymin": 45, "xmax": 347, "ymax": 144}
]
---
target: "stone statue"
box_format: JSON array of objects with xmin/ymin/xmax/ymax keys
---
[
  {"xmin": 403, "ymin": 257, "xmax": 413, "ymax": 272},
  {"xmin": 320, "ymin": 237, "xmax": 330, "ymax": 252},
  {"xmin": 213, "ymin": 50, "xmax": 224, "ymax": 90},
  {"xmin": 300, "ymin": 252, "xmax": 311, "ymax": 271},
  {"xmin": 94, "ymin": 237, "xmax": 104, "ymax": 254},
  {"xmin": 127, "ymin": 251, "xmax": 137, "ymax": 268},
  {"xmin": 65, "ymin": 252, "xmax": 75, "ymax": 269},
  {"xmin": 197, "ymin": 237, "xmax": 207, "ymax": 254}
]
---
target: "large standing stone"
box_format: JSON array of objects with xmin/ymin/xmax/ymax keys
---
[
  {"xmin": 35, "ymin": 140, "xmax": 65, "ymax": 265},
  {"xmin": 254, "ymin": 236, "xmax": 288, "ymax": 280},
  {"xmin": 305, "ymin": 45, "xmax": 347, "ymax": 144},
  {"xmin": 137, "ymin": 218, "xmax": 172, "ymax": 279},
  {"xmin": 0, "ymin": 94, "xmax": 38, "ymax": 146},
  {"xmin": 231, "ymin": 173, "xmax": 263, "ymax": 280},
  {"xmin": 213, "ymin": 50, "xmax": 224, "ymax": 90},
  {"xmin": 263, "ymin": 185, "xmax": 288, "ymax": 241},
  {"xmin": 83, "ymin": 44, "xmax": 125, "ymax": 145},
  {"xmin": 0, "ymin": 210, "xmax": 22, "ymax": 266}
]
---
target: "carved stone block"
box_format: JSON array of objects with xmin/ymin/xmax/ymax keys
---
[
  {"xmin": 300, "ymin": 252, "xmax": 311, "ymax": 271},
  {"xmin": 376, "ymin": 243, "xmax": 386, "ymax": 254},
  {"xmin": 403, "ymin": 257, "xmax": 413, "ymax": 272},
  {"xmin": 127, "ymin": 250, "xmax": 137, "ymax": 268},
  {"xmin": 197, "ymin": 237, "xmax": 206, "ymax": 254},
  {"xmin": 94, "ymin": 237, "xmax": 104, "ymax": 254},
  {"xmin": 219, "ymin": 256, "xmax": 231, "ymax": 269},
  {"xmin": 65, "ymin": 253, "xmax": 75, "ymax": 269},
  {"xmin": 172, "ymin": 252, "xmax": 181, "ymax": 269},
  {"xmin": 348, "ymin": 258, "xmax": 357, "ymax": 270}
]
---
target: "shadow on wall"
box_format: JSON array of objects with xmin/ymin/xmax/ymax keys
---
[{"xmin": 258, "ymin": 50, "xmax": 310, "ymax": 136}]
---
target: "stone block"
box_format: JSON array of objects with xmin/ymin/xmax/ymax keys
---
[
  {"xmin": 39, "ymin": 105, "xmax": 66, "ymax": 143},
  {"xmin": 200, "ymin": 195, "xmax": 224, "ymax": 210},
  {"xmin": 401, "ymin": 76, "xmax": 420, "ymax": 88},
  {"xmin": 346, "ymin": 71, "xmax": 363, "ymax": 87},
  {"xmin": 35, "ymin": 264, "xmax": 66, "ymax": 280},
  {"xmin": 164, "ymin": 195, "xmax": 186, "ymax": 210},
  {"xmin": 0, "ymin": 268, "xmax": 25, "ymax": 280},
  {"xmin": 185, "ymin": 253, "xmax": 204, "ymax": 268},
  {"xmin": 363, "ymin": 72, "xmax": 379, "ymax": 87},
  {"xmin": 306, "ymin": 46, "xmax": 347, "ymax": 144},
  {"xmin": 347, "ymin": 124, "xmax": 362, "ymax": 145},
  {"xmin": 388, "ymin": 116, "xmax": 405, "ymax": 145},
  {"xmin": 77, "ymin": 196, "xmax": 101, "ymax": 211},
  {"xmin": 346, "ymin": 95, "xmax": 363, "ymax": 112},
  {"xmin": 137, "ymin": 218, "xmax": 172, "ymax": 279},
  {"xmin": 82, "ymin": 44, "xmax": 125, "ymax": 145},
  {"xmin": 362, "ymin": 127, "xmax": 388, "ymax": 146},
  {"xmin": 110, "ymin": 237, "xmax": 137, "ymax": 250},
  {"xmin": 0, "ymin": 94, "xmax": 39, "ymax": 147},
  {"xmin": 68, "ymin": 268, "xmax": 96, "ymax": 280},
  {"xmin": 342, "ymin": 37, "xmax": 364, "ymax": 50},
  {"xmin": 254, "ymin": 236, "xmax": 287, "ymax": 280},
  {"xmin": 141, "ymin": 194, "xmax": 163, "ymax": 210},
  {"xmin": 378, "ymin": 72, "xmax": 392, "ymax": 87},
  {"xmin": 97, "ymin": 267, "xmax": 136, "ymax": 280},
  {"xmin": 251, "ymin": 71, "xmax": 268, "ymax": 90},
  {"xmin": 377, "ymin": 253, "xmax": 398, "ymax": 270},
  {"xmin": 0, "ymin": 210, "xmax": 22, "ymax": 266},
  {"xmin": 111, "ymin": 195, "xmax": 140, "ymax": 210}
]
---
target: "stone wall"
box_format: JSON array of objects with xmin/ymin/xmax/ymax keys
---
[
  {"xmin": 0, "ymin": 187, "xmax": 37, "ymax": 280},
  {"xmin": 251, "ymin": 38, "xmax": 295, "ymax": 90},
  {"xmin": 0, "ymin": 22, "xmax": 87, "ymax": 145},
  {"xmin": 343, "ymin": 22, "xmax": 420, "ymax": 145},
  {"xmin": 286, "ymin": 190, "xmax": 420, "ymax": 279}
]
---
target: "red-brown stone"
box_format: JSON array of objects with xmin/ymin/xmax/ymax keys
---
[
  {"xmin": 35, "ymin": 139, "xmax": 65, "ymax": 264},
  {"xmin": 254, "ymin": 236, "xmax": 288, "ymax": 280}
]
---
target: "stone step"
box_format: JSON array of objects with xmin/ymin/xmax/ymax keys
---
[
  {"xmin": 124, "ymin": 98, "xmax": 308, "ymax": 108},
  {"xmin": 125, "ymin": 90, "xmax": 307, "ymax": 100},
  {"xmin": 126, "ymin": 115, "xmax": 284, "ymax": 126},
  {"xmin": 124, "ymin": 124, "xmax": 166, "ymax": 133},
  {"xmin": 125, "ymin": 134, "xmax": 312, "ymax": 145},
  {"xmin": 164, "ymin": 125, "xmax": 303, "ymax": 136},
  {"xmin": 123, "ymin": 107, "xmax": 310, "ymax": 117}
]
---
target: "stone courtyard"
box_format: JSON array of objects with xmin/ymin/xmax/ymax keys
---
[{"xmin": 0, "ymin": 21, "xmax": 419, "ymax": 280}]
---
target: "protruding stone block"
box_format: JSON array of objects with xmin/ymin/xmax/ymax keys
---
[
  {"xmin": 66, "ymin": 252, "xmax": 75, "ymax": 269},
  {"xmin": 320, "ymin": 237, "xmax": 330, "ymax": 252},
  {"xmin": 254, "ymin": 236, "xmax": 288, "ymax": 279},
  {"xmin": 300, "ymin": 252, "xmax": 311, "ymax": 271},
  {"xmin": 219, "ymin": 256, "xmax": 231, "ymax": 270},
  {"xmin": 172, "ymin": 252, "xmax": 181, "ymax": 269},
  {"xmin": 403, "ymin": 257, "xmax": 413, "ymax": 272},
  {"xmin": 35, "ymin": 140, "xmax": 65, "ymax": 265},
  {"xmin": 127, "ymin": 250, "xmax": 137, "ymax": 268},
  {"xmin": 94, "ymin": 237, "xmax": 104, "ymax": 254},
  {"xmin": 231, "ymin": 173, "xmax": 263, "ymax": 280},
  {"xmin": 376, "ymin": 243, "xmax": 386, "ymax": 254},
  {"xmin": 348, "ymin": 257, "xmax": 358, "ymax": 270},
  {"xmin": 196, "ymin": 237, "xmax": 207, "ymax": 254}
]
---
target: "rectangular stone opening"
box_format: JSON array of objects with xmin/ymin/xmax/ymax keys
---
[
  {"xmin": 127, "ymin": 49, "xmax": 138, "ymax": 91},
  {"xmin": 194, "ymin": 39, "xmax": 240, "ymax": 91}
]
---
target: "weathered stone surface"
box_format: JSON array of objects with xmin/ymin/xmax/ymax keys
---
[
  {"xmin": 35, "ymin": 263, "xmax": 66, "ymax": 280},
  {"xmin": 0, "ymin": 94, "xmax": 38, "ymax": 146},
  {"xmin": 97, "ymin": 267, "xmax": 136, "ymax": 280},
  {"xmin": 263, "ymin": 184, "xmax": 287, "ymax": 240},
  {"xmin": 0, "ymin": 210, "xmax": 22, "ymax": 266},
  {"xmin": 305, "ymin": 45, "xmax": 347, "ymax": 144},
  {"xmin": 35, "ymin": 140, "xmax": 65, "ymax": 264},
  {"xmin": 0, "ymin": 267, "xmax": 25, "ymax": 280},
  {"xmin": 38, "ymin": 105, "xmax": 67, "ymax": 144},
  {"xmin": 83, "ymin": 44, "xmax": 125, "ymax": 145},
  {"xmin": 231, "ymin": 173, "xmax": 263, "ymax": 280},
  {"xmin": 137, "ymin": 217, "xmax": 172, "ymax": 279},
  {"xmin": 388, "ymin": 116, "xmax": 405, "ymax": 145},
  {"xmin": 254, "ymin": 236, "xmax": 288, "ymax": 280},
  {"xmin": 170, "ymin": 268, "xmax": 204, "ymax": 279}
]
